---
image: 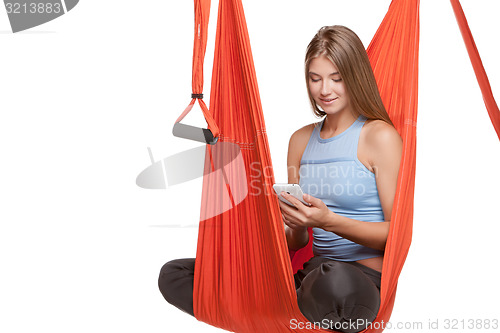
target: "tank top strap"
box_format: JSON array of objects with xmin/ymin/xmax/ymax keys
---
[{"xmin": 349, "ymin": 115, "xmax": 368, "ymax": 159}]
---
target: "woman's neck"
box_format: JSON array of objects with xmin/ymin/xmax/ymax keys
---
[{"xmin": 322, "ymin": 112, "xmax": 358, "ymax": 138}]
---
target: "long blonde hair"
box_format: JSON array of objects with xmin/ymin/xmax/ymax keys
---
[{"xmin": 305, "ymin": 25, "xmax": 393, "ymax": 126}]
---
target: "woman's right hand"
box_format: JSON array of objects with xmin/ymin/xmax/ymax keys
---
[
  {"xmin": 280, "ymin": 201, "xmax": 309, "ymax": 250},
  {"xmin": 280, "ymin": 201, "xmax": 305, "ymax": 231}
]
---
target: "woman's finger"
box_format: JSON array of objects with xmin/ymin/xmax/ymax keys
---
[
  {"xmin": 281, "ymin": 192, "xmax": 305, "ymax": 210},
  {"xmin": 284, "ymin": 217, "xmax": 301, "ymax": 230},
  {"xmin": 282, "ymin": 192, "xmax": 314, "ymax": 216}
]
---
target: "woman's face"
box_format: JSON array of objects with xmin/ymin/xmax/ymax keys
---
[{"xmin": 308, "ymin": 55, "xmax": 351, "ymax": 116}]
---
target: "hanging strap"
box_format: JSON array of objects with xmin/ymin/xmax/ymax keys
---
[
  {"xmin": 172, "ymin": 0, "xmax": 219, "ymax": 145},
  {"xmin": 450, "ymin": 0, "xmax": 500, "ymax": 140}
]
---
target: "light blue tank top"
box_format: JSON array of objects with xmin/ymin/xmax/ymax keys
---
[{"xmin": 299, "ymin": 115, "xmax": 385, "ymax": 261}]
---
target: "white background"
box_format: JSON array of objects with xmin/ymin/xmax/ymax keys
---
[{"xmin": 0, "ymin": 0, "xmax": 499, "ymax": 332}]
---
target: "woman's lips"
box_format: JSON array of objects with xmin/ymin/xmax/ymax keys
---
[{"xmin": 320, "ymin": 97, "xmax": 338, "ymax": 105}]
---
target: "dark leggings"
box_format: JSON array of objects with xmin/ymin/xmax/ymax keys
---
[{"xmin": 158, "ymin": 256, "xmax": 381, "ymax": 333}]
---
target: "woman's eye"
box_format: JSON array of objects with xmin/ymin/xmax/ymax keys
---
[
  {"xmin": 333, "ymin": 78, "xmax": 342, "ymax": 82},
  {"xmin": 310, "ymin": 78, "xmax": 320, "ymax": 82}
]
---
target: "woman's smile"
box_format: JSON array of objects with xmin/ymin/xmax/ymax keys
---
[{"xmin": 319, "ymin": 97, "xmax": 338, "ymax": 105}]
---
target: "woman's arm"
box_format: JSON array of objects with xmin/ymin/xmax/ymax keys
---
[
  {"xmin": 279, "ymin": 121, "xmax": 402, "ymax": 251},
  {"xmin": 283, "ymin": 124, "xmax": 315, "ymax": 251}
]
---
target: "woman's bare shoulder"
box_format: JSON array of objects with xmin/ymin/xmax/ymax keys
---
[
  {"xmin": 360, "ymin": 119, "xmax": 402, "ymax": 170},
  {"xmin": 287, "ymin": 122, "xmax": 319, "ymax": 182},
  {"xmin": 289, "ymin": 122, "xmax": 318, "ymax": 148},
  {"xmin": 363, "ymin": 119, "xmax": 402, "ymax": 148}
]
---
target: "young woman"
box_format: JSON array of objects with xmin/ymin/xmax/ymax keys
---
[
  {"xmin": 279, "ymin": 25, "xmax": 402, "ymax": 332},
  {"xmin": 158, "ymin": 25, "xmax": 402, "ymax": 333}
]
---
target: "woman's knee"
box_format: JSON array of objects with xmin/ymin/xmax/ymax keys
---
[
  {"xmin": 158, "ymin": 258, "xmax": 195, "ymax": 316},
  {"xmin": 296, "ymin": 261, "xmax": 380, "ymax": 332}
]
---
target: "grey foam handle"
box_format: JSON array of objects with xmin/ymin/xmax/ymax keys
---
[{"xmin": 173, "ymin": 123, "xmax": 218, "ymax": 145}]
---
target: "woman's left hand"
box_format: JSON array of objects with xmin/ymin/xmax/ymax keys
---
[{"xmin": 279, "ymin": 192, "xmax": 335, "ymax": 230}]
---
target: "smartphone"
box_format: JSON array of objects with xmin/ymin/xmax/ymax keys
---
[{"xmin": 273, "ymin": 183, "xmax": 311, "ymax": 207}]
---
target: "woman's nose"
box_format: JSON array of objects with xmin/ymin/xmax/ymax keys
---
[{"xmin": 321, "ymin": 80, "xmax": 331, "ymax": 95}]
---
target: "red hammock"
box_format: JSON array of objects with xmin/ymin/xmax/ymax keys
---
[{"xmin": 171, "ymin": 0, "xmax": 500, "ymax": 332}]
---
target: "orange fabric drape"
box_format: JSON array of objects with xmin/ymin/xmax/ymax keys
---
[
  {"xmin": 191, "ymin": 0, "xmax": 419, "ymax": 332},
  {"xmin": 450, "ymin": 0, "xmax": 500, "ymax": 139}
]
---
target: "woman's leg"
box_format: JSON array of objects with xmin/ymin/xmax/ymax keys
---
[
  {"xmin": 158, "ymin": 258, "xmax": 196, "ymax": 316},
  {"xmin": 295, "ymin": 259, "xmax": 381, "ymax": 333}
]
